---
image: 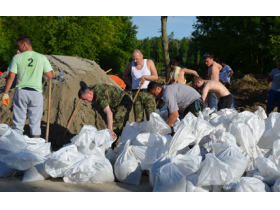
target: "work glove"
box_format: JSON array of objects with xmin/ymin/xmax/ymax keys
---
[{"xmin": 2, "ymin": 94, "xmax": 9, "ymax": 107}]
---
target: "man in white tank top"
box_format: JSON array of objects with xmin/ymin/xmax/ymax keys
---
[{"xmin": 123, "ymin": 49, "xmax": 158, "ymax": 123}]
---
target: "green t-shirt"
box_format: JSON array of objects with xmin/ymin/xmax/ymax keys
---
[
  {"xmin": 93, "ymin": 84, "xmax": 126, "ymax": 110},
  {"xmin": 8, "ymin": 51, "xmax": 53, "ymax": 92}
]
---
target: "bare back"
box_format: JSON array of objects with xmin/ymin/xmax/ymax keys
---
[
  {"xmin": 203, "ymin": 80, "xmax": 230, "ymax": 100},
  {"xmin": 208, "ymin": 61, "xmax": 222, "ymax": 81}
]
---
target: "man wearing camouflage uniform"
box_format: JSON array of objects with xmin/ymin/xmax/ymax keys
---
[
  {"xmin": 78, "ymin": 84, "xmax": 132, "ymax": 148},
  {"xmin": 122, "ymin": 49, "xmax": 158, "ymax": 123}
]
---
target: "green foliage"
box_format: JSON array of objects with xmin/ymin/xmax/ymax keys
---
[
  {"xmin": 192, "ymin": 16, "xmax": 280, "ymax": 74},
  {"xmin": 0, "ymin": 16, "xmax": 138, "ymax": 75}
]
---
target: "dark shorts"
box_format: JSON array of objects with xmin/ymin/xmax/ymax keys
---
[
  {"xmin": 266, "ymin": 89, "xmax": 280, "ymax": 112},
  {"xmin": 217, "ymin": 94, "xmax": 232, "ymax": 111},
  {"xmin": 181, "ymin": 98, "xmax": 205, "ymax": 119}
]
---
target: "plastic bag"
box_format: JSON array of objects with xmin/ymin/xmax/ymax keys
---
[
  {"xmin": 149, "ymin": 155, "xmax": 170, "ymax": 188},
  {"xmin": 254, "ymin": 106, "xmax": 267, "ymax": 120},
  {"xmin": 70, "ymin": 125, "xmax": 97, "ymax": 156},
  {"xmin": 105, "ymin": 147, "xmax": 118, "ymax": 166},
  {"xmin": 2, "ymin": 149, "xmax": 46, "ymax": 171},
  {"xmin": 0, "ymin": 128, "xmax": 27, "ymax": 150},
  {"xmin": 153, "ymin": 162, "xmax": 186, "ymax": 192},
  {"xmin": 216, "ymin": 147, "xmax": 249, "ymax": 178},
  {"xmin": 94, "ymin": 129, "xmax": 113, "ymax": 152},
  {"xmin": 63, "ymin": 154, "xmax": 114, "ymax": 184},
  {"xmin": 45, "ymin": 145, "xmax": 84, "ymax": 178},
  {"xmin": 0, "ymin": 124, "xmax": 9, "ymax": 136},
  {"xmin": 22, "ymin": 162, "xmax": 51, "ymax": 182},
  {"xmin": 186, "ymin": 174, "xmax": 213, "ymax": 192},
  {"xmin": 196, "ymin": 153, "xmax": 233, "ymax": 186},
  {"xmin": 235, "ymin": 177, "xmax": 266, "ymax": 192},
  {"xmin": 148, "ymin": 112, "xmax": 171, "ymax": 135},
  {"xmin": 114, "ymin": 141, "xmax": 142, "ymax": 185},
  {"xmin": 0, "ymin": 162, "xmax": 18, "ymax": 178},
  {"xmin": 271, "ymin": 178, "xmax": 280, "ymax": 192}
]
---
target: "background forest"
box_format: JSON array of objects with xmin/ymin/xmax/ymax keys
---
[{"xmin": 0, "ymin": 16, "xmax": 280, "ymax": 76}]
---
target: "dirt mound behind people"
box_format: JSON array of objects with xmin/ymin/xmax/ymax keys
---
[{"xmin": 0, "ymin": 55, "xmax": 134, "ymax": 150}]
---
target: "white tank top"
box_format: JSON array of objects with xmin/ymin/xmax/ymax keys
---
[{"xmin": 131, "ymin": 59, "xmax": 151, "ymax": 89}]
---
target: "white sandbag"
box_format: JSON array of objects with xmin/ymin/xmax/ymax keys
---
[
  {"xmin": 186, "ymin": 174, "xmax": 212, "ymax": 192},
  {"xmin": 186, "ymin": 145, "xmax": 201, "ymax": 156},
  {"xmin": 94, "ymin": 129, "xmax": 113, "ymax": 151},
  {"xmin": 117, "ymin": 122, "xmax": 141, "ymax": 154},
  {"xmin": 235, "ymin": 177, "xmax": 266, "ymax": 192},
  {"xmin": 45, "ymin": 145, "xmax": 84, "ymax": 178},
  {"xmin": 268, "ymin": 139, "xmax": 280, "ymax": 168},
  {"xmin": 201, "ymin": 107, "xmax": 216, "ymax": 121},
  {"xmin": 216, "ymin": 147, "xmax": 249, "ymax": 178},
  {"xmin": 0, "ymin": 136, "xmax": 19, "ymax": 154},
  {"xmin": 196, "ymin": 153, "xmax": 233, "ymax": 186},
  {"xmin": 24, "ymin": 136, "xmax": 51, "ymax": 156},
  {"xmin": 153, "ymin": 162, "xmax": 186, "ymax": 192},
  {"xmin": 70, "ymin": 125, "xmax": 97, "ymax": 156},
  {"xmin": 0, "ymin": 124, "xmax": 9, "ymax": 136},
  {"xmin": 148, "ymin": 112, "xmax": 171, "ymax": 135},
  {"xmin": 271, "ymin": 178, "xmax": 280, "ymax": 192},
  {"xmin": 254, "ymin": 106, "xmax": 267, "ymax": 120},
  {"xmin": 252, "ymin": 170, "xmax": 277, "ymax": 186},
  {"xmin": 63, "ymin": 154, "xmax": 114, "ymax": 184},
  {"xmin": 168, "ymin": 119, "xmax": 196, "ymax": 157},
  {"xmin": 171, "ymin": 154, "xmax": 202, "ymax": 177},
  {"xmin": 149, "ymin": 155, "xmax": 170, "ymax": 188},
  {"xmin": 22, "ymin": 162, "xmax": 51, "ymax": 182},
  {"xmin": 105, "ymin": 147, "xmax": 118, "ymax": 166},
  {"xmin": 258, "ymin": 132, "xmax": 279, "ymax": 150},
  {"xmin": 133, "ymin": 132, "xmax": 160, "ymax": 147},
  {"xmin": 114, "ymin": 141, "xmax": 142, "ymax": 185},
  {"xmin": 139, "ymin": 121, "xmax": 152, "ymax": 133},
  {"xmin": 230, "ymin": 122, "xmax": 263, "ymax": 161},
  {"xmin": 0, "ymin": 162, "xmax": 18, "ymax": 178},
  {"xmin": 174, "ymin": 112, "xmax": 197, "ymax": 133},
  {"xmin": 157, "ymin": 135, "xmax": 173, "ymax": 149},
  {"xmin": 255, "ymin": 157, "xmax": 280, "ymax": 184},
  {"xmin": 2, "ymin": 149, "xmax": 46, "ymax": 170},
  {"xmin": 194, "ymin": 112, "xmax": 214, "ymax": 144},
  {"xmin": 0, "ymin": 128, "xmax": 27, "ymax": 150},
  {"xmin": 223, "ymin": 178, "xmax": 240, "ymax": 192}
]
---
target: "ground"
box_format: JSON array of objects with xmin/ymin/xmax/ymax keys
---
[{"xmin": 0, "ymin": 175, "xmax": 151, "ymax": 192}]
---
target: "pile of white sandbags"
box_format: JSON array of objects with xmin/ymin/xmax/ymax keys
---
[{"xmin": 0, "ymin": 124, "xmax": 115, "ymax": 184}]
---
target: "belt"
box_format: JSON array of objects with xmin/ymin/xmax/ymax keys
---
[
  {"xmin": 132, "ymin": 88, "xmax": 147, "ymax": 93},
  {"xmin": 21, "ymin": 87, "xmax": 37, "ymax": 91}
]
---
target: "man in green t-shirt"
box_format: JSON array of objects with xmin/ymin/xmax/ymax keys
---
[
  {"xmin": 1, "ymin": 35, "xmax": 54, "ymax": 137},
  {"xmin": 78, "ymin": 84, "xmax": 133, "ymax": 148}
]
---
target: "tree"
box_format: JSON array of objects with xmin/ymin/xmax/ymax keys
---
[{"xmin": 161, "ymin": 16, "xmax": 171, "ymax": 79}]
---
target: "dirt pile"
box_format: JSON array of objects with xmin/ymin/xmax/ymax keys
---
[
  {"xmin": 230, "ymin": 73, "xmax": 271, "ymax": 112},
  {"xmin": 0, "ymin": 55, "xmax": 134, "ymax": 150}
]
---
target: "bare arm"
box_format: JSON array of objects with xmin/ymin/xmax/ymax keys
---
[
  {"xmin": 229, "ymin": 70, "xmax": 234, "ymax": 77},
  {"xmin": 3, "ymin": 72, "xmax": 16, "ymax": 94},
  {"xmin": 166, "ymin": 110, "xmax": 179, "ymax": 127},
  {"xmin": 210, "ymin": 66, "xmax": 219, "ymax": 81},
  {"xmin": 103, "ymin": 105, "xmax": 117, "ymax": 139},
  {"xmin": 182, "ymin": 68, "xmax": 199, "ymax": 77},
  {"xmin": 140, "ymin": 60, "xmax": 158, "ymax": 84},
  {"xmin": 45, "ymin": 70, "xmax": 54, "ymax": 79},
  {"xmin": 122, "ymin": 63, "xmax": 132, "ymax": 89},
  {"xmin": 201, "ymin": 84, "xmax": 210, "ymax": 103}
]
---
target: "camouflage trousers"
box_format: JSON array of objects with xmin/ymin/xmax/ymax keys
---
[
  {"xmin": 132, "ymin": 90, "xmax": 156, "ymax": 123},
  {"xmin": 112, "ymin": 95, "xmax": 133, "ymax": 136}
]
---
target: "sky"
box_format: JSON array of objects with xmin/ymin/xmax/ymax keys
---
[{"xmin": 132, "ymin": 16, "xmax": 197, "ymax": 40}]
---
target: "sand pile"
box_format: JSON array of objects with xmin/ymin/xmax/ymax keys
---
[{"xmin": 0, "ymin": 55, "xmax": 134, "ymax": 150}]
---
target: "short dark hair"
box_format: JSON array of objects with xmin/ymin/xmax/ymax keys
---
[
  {"xmin": 17, "ymin": 35, "xmax": 32, "ymax": 46},
  {"xmin": 203, "ymin": 52, "xmax": 213, "ymax": 59},
  {"xmin": 78, "ymin": 86, "xmax": 91, "ymax": 98},
  {"xmin": 169, "ymin": 59, "xmax": 179, "ymax": 66},
  {"xmin": 192, "ymin": 76, "xmax": 203, "ymax": 85},
  {"xmin": 147, "ymin": 81, "xmax": 163, "ymax": 93},
  {"xmin": 220, "ymin": 59, "xmax": 226, "ymax": 64}
]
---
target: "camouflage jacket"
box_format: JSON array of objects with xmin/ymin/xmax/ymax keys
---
[{"xmin": 92, "ymin": 84, "xmax": 126, "ymax": 110}]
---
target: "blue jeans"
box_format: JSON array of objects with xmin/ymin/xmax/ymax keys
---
[
  {"xmin": 208, "ymin": 92, "xmax": 218, "ymax": 112},
  {"xmin": 266, "ymin": 89, "xmax": 280, "ymax": 112}
]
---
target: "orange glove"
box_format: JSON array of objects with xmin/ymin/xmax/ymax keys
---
[{"xmin": 2, "ymin": 94, "xmax": 9, "ymax": 107}]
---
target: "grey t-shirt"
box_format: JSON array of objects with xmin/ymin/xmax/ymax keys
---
[
  {"xmin": 271, "ymin": 68, "xmax": 280, "ymax": 91},
  {"xmin": 162, "ymin": 83, "xmax": 201, "ymax": 114}
]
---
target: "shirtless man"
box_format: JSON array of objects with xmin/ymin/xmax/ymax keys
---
[
  {"xmin": 122, "ymin": 49, "xmax": 158, "ymax": 123},
  {"xmin": 192, "ymin": 76, "xmax": 232, "ymax": 111},
  {"xmin": 203, "ymin": 53, "xmax": 223, "ymax": 111},
  {"xmin": 167, "ymin": 59, "xmax": 199, "ymax": 84}
]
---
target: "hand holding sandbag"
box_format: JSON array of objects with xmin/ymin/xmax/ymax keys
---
[{"xmin": 2, "ymin": 94, "xmax": 9, "ymax": 107}]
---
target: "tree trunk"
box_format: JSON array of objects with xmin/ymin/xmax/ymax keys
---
[{"xmin": 161, "ymin": 16, "xmax": 171, "ymax": 80}]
